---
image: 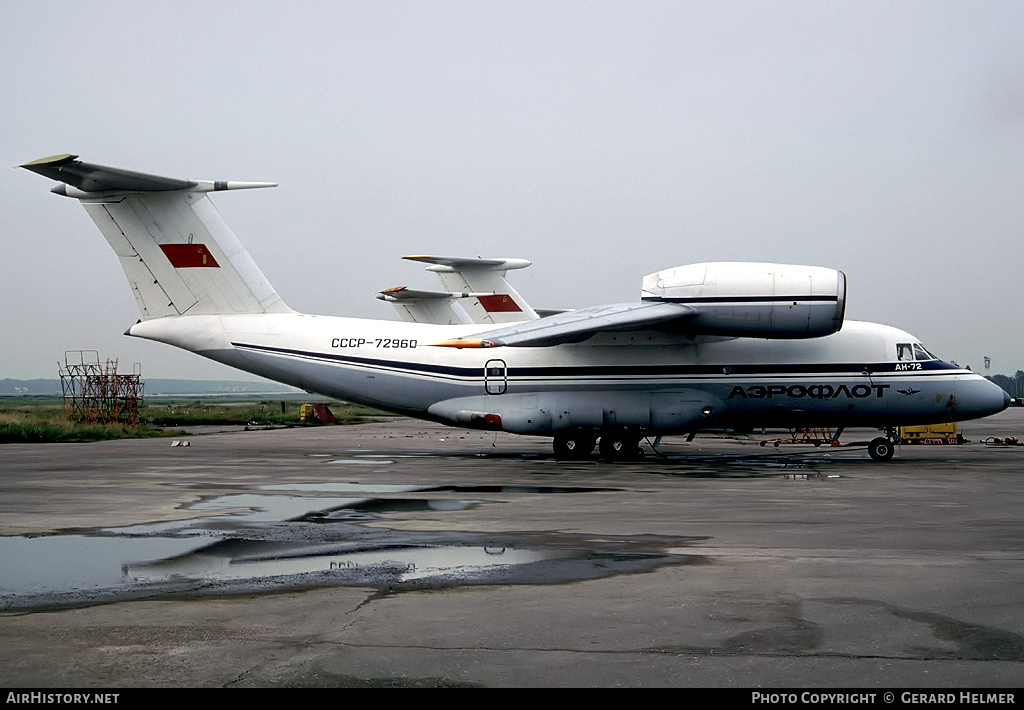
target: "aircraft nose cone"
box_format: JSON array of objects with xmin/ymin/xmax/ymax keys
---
[{"xmin": 955, "ymin": 376, "xmax": 1011, "ymax": 420}]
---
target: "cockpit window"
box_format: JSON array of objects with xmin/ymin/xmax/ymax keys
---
[
  {"xmin": 913, "ymin": 343, "xmax": 936, "ymax": 361},
  {"xmin": 897, "ymin": 343, "xmax": 937, "ymax": 362}
]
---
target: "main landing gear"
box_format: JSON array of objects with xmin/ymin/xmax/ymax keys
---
[
  {"xmin": 552, "ymin": 428, "xmax": 597, "ymax": 460},
  {"xmin": 552, "ymin": 427, "xmax": 643, "ymax": 462}
]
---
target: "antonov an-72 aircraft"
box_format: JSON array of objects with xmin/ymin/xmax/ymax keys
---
[{"xmin": 22, "ymin": 155, "xmax": 1009, "ymax": 462}]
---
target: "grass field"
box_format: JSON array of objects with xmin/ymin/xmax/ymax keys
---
[{"xmin": 0, "ymin": 398, "xmax": 394, "ymax": 444}]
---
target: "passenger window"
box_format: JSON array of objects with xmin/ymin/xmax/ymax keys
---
[{"xmin": 897, "ymin": 343, "xmax": 914, "ymax": 361}]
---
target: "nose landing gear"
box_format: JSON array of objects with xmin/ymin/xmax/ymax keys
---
[{"xmin": 868, "ymin": 431, "xmax": 898, "ymax": 461}]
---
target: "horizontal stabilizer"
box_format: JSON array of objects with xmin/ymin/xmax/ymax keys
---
[
  {"xmin": 376, "ymin": 286, "xmax": 470, "ymax": 325},
  {"xmin": 404, "ymin": 255, "xmax": 532, "ymax": 272},
  {"xmin": 20, "ymin": 154, "xmax": 276, "ymax": 197},
  {"xmin": 378, "ymin": 286, "xmax": 474, "ymax": 301}
]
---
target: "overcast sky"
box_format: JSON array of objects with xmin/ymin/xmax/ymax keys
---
[{"xmin": 3, "ymin": 1, "xmax": 1022, "ymax": 381}]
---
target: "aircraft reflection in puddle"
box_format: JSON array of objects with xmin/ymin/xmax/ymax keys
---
[{"xmin": 125, "ymin": 540, "xmax": 566, "ymax": 585}]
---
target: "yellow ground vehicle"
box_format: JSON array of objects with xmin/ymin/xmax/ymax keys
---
[{"xmin": 898, "ymin": 422, "xmax": 964, "ymax": 444}]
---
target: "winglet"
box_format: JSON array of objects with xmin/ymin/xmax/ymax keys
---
[{"xmin": 428, "ymin": 338, "xmax": 496, "ymax": 349}]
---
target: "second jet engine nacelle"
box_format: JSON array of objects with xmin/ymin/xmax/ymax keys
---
[{"xmin": 641, "ymin": 262, "xmax": 846, "ymax": 339}]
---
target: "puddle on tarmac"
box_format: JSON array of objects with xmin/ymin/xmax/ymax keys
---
[
  {"xmin": 0, "ymin": 482, "xmax": 666, "ymax": 610},
  {"xmin": 0, "ymin": 534, "xmax": 213, "ymax": 600}
]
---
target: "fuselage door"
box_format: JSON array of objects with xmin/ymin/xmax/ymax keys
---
[{"xmin": 485, "ymin": 359, "xmax": 507, "ymax": 395}]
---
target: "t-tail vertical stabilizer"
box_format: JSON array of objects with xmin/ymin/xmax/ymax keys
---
[
  {"xmin": 21, "ymin": 154, "xmax": 292, "ymax": 319},
  {"xmin": 404, "ymin": 255, "xmax": 539, "ymax": 324}
]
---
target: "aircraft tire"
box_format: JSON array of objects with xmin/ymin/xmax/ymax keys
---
[
  {"xmin": 868, "ymin": 437, "xmax": 895, "ymax": 462},
  {"xmin": 598, "ymin": 429, "xmax": 642, "ymax": 462},
  {"xmin": 553, "ymin": 429, "xmax": 596, "ymax": 460}
]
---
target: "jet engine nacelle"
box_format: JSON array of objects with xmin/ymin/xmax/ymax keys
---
[{"xmin": 641, "ymin": 262, "xmax": 846, "ymax": 339}]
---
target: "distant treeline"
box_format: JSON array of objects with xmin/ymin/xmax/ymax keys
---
[
  {"xmin": 0, "ymin": 378, "xmax": 300, "ymax": 396},
  {"xmin": 989, "ymin": 372, "xmax": 1024, "ymax": 398}
]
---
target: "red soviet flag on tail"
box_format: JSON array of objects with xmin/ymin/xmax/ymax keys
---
[
  {"xmin": 159, "ymin": 244, "xmax": 220, "ymax": 268},
  {"xmin": 476, "ymin": 294, "xmax": 522, "ymax": 312}
]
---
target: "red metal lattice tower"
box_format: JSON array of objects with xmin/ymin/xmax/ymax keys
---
[{"xmin": 59, "ymin": 351, "xmax": 144, "ymax": 425}]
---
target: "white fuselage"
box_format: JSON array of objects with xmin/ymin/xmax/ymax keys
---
[{"xmin": 128, "ymin": 314, "xmax": 1008, "ymax": 435}]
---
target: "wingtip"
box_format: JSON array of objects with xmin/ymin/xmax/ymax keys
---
[{"xmin": 20, "ymin": 154, "xmax": 78, "ymax": 169}]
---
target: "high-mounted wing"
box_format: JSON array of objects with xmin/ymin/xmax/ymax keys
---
[{"xmin": 430, "ymin": 301, "xmax": 696, "ymax": 348}]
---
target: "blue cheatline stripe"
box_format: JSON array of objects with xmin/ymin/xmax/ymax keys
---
[
  {"xmin": 233, "ymin": 342, "xmax": 470, "ymax": 378},
  {"xmin": 231, "ymin": 342, "xmax": 963, "ymax": 381}
]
